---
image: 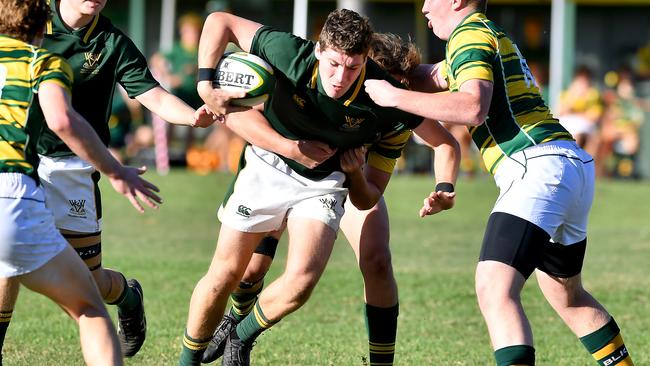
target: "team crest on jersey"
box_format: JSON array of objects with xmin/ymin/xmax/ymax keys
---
[
  {"xmin": 341, "ymin": 116, "xmax": 364, "ymax": 130},
  {"xmin": 68, "ymin": 199, "xmax": 87, "ymax": 218},
  {"xmin": 292, "ymin": 94, "xmax": 306, "ymax": 108},
  {"xmin": 81, "ymin": 52, "xmax": 102, "ymax": 74}
]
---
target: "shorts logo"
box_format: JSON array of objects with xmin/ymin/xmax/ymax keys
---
[
  {"xmin": 68, "ymin": 199, "xmax": 87, "ymax": 218},
  {"xmin": 319, "ymin": 198, "xmax": 337, "ymax": 210},
  {"xmin": 236, "ymin": 205, "xmax": 252, "ymax": 218}
]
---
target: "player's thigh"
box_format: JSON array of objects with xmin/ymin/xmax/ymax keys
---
[
  {"xmin": 479, "ymin": 212, "xmax": 550, "ymax": 279},
  {"xmin": 285, "ymin": 218, "xmax": 337, "ymax": 280},
  {"xmin": 60, "ymin": 229, "xmax": 103, "ymax": 271},
  {"xmin": 340, "ymin": 197, "xmax": 389, "ymax": 258},
  {"xmin": 207, "ymin": 225, "xmax": 267, "ymax": 278},
  {"xmin": 19, "ymin": 245, "xmax": 105, "ymax": 316}
]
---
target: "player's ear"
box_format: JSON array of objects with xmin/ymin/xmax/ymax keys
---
[{"xmin": 315, "ymin": 42, "xmax": 323, "ymax": 60}]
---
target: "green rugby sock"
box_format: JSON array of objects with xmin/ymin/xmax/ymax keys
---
[
  {"xmin": 0, "ymin": 310, "xmax": 12, "ymax": 361},
  {"xmin": 178, "ymin": 330, "xmax": 211, "ymax": 366},
  {"xmin": 580, "ymin": 318, "xmax": 633, "ymax": 365},
  {"xmin": 365, "ymin": 303, "xmax": 398, "ymax": 366},
  {"xmin": 114, "ymin": 276, "xmax": 140, "ymax": 314},
  {"xmin": 235, "ymin": 302, "xmax": 276, "ymax": 344},
  {"xmin": 494, "ymin": 344, "xmax": 535, "ymax": 366},
  {"xmin": 229, "ymin": 278, "xmax": 264, "ymax": 322}
]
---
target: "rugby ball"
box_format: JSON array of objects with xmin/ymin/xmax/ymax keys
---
[{"xmin": 214, "ymin": 52, "xmax": 275, "ymax": 107}]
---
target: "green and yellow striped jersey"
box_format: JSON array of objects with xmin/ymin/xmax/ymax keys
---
[
  {"xmin": 0, "ymin": 35, "xmax": 72, "ymax": 182},
  {"xmin": 443, "ymin": 12, "xmax": 574, "ymax": 174}
]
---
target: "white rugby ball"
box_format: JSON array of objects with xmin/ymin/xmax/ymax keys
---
[{"xmin": 214, "ymin": 52, "xmax": 275, "ymax": 107}]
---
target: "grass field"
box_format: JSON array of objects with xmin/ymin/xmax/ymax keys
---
[{"xmin": 5, "ymin": 171, "xmax": 649, "ymax": 365}]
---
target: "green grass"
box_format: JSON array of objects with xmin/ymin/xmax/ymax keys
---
[{"xmin": 5, "ymin": 171, "xmax": 650, "ymax": 365}]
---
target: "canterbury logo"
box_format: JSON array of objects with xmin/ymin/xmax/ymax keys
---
[
  {"xmin": 69, "ymin": 199, "xmax": 86, "ymax": 215},
  {"xmin": 236, "ymin": 205, "xmax": 252, "ymax": 218},
  {"xmin": 292, "ymin": 94, "xmax": 306, "ymax": 108},
  {"xmin": 343, "ymin": 116, "xmax": 364, "ymax": 129},
  {"xmin": 83, "ymin": 52, "xmax": 102, "ymax": 70},
  {"xmin": 319, "ymin": 198, "xmax": 337, "ymax": 210}
]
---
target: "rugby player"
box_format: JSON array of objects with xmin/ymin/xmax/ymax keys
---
[
  {"xmin": 0, "ymin": 1, "xmax": 160, "ymax": 364},
  {"xmin": 364, "ymin": 0, "xmax": 635, "ymax": 365},
  {"xmin": 0, "ymin": 0, "xmax": 215, "ymax": 359},
  {"xmin": 200, "ymin": 32, "xmax": 459, "ymax": 366},
  {"xmin": 178, "ymin": 9, "xmax": 457, "ymax": 366}
]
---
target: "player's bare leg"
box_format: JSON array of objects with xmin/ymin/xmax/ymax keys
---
[
  {"xmin": 341, "ymin": 197, "xmax": 399, "ymax": 365},
  {"xmin": 475, "ymin": 261, "xmax": 533, "ymax": 349},
  {"xmin": 0, "ymin": 277, "xmax": 19, "ymax": 363},
  {"xmin": 201, "ymin": 228, "xmax": 282, "ymax": 363},
  {"xmin": 61, "ymin": 229, "xmax": 145, "ymax": 357},
  {"xmin": 219, "ymin": 218, "xmax": 336, "ymax": 366},
  {"xmin": 18, "ymin": 245, "xmax": 122, "ymax": 366},
  {"xmin": 180, "ymin": 226, "xmax": 265, "ymax": 365},
  {"xmin": 536, "ymin": 270, "xmax": 634, "ymax": 365}
]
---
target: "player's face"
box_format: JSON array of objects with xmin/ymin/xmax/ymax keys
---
[
  {"xmin": 422, "ymin": 0, "xmax": 452, "ymax": 40},
  {"xmin": 65, "ymin": 0, "xmax": 107, "ymax": 16},
  {"xmin": 315, "ymin": 44, "xmax": 367, "ymax": 99}
]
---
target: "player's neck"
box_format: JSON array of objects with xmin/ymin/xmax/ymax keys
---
[{"xmin": 59, "ymin": 3, "xmax": 96, "ymax": 30}]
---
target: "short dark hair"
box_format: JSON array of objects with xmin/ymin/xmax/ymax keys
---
[
  {"xmin": 318, "ymin": 9, "xmax": 373, "ymax": 56},
  {"xmin": 469, "ymin": 0, "xmax": 488, "ymax": 13},
  {"xmin": 0, "ymin": 0, "xmax": 50, "ymax": 43}
]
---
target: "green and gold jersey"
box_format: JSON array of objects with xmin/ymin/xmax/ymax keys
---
[
  {"xmin": 251, "ymin": 26, "xmax": 422, "ymax": 179},
  {"xmin": 31, "ymin": 0, "xmax": 159, "ymax": 157},
  {"xmin": 443, "ymin": 12, "xmax": 573, "ymax": 174},
  {"xmin": 0, "ymin": 35, "xmax": 73, "ymax": 181}
]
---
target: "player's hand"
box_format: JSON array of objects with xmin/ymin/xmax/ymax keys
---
[
  {"xmin": 107, "ymin": 165, "xmax": 162, "ymax": 213},
  {"xmin": 364, "ymin": 79, "xmax": 399, "ymax": 107},
  {"xmin": 419, "ymin": 190, "xmax": 456, "ymax": 217},
  {"xmin": 197, "ymin": 81, "xmax": 249, "ymax": 118},
  {"xmin": 339, "ymin": 146, "xmax": 366, "ymax": 174},
  {"xmin": 192, "ymin": 104, "xmax": 219, "ymax": 128},
  {"xmin": 288, "ymin": 140, "xmax": 337, "ymax": 169}
]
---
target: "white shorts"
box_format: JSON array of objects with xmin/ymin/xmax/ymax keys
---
[
  {"xmin": 38, "ymin": 155, "xmax": 102, "ymax": 233},
  {"xmin": 492, "ymin": 140, "xmax": 595, "ymax": 245},
  {"xmin": 218, "ymin": 145, "xmax": 348, "ymax": 233},
  {"xmin": 0, "ymin": 173, "xmax": 68, "ymax": 277}
]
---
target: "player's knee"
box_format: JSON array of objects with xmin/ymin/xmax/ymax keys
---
[
  {"xmin": 475, "ymin": 273, "xmax": 516, "ymax": 311},
  {"xmin": 283, "ymin": 273, "xmax": 319, "ymax": 307},
  {"xmin": 358, "ymin": 246, "xmax": 393, "ymax": 279},
  {"xmin": 543, "ymin": 275, "xmax": 587, "ymax": 307},
  {"xmin": 204, "ymin": 266, "xmax": 243, "ymax": 294}
]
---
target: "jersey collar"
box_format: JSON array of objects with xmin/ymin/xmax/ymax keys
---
[
  {"xmin": 46, "ymin": 0, "xmax": 100, "ymax": 44},
  {"xmin": 309, "ymin": 61, "xmax": 367, "ymax": 107}
]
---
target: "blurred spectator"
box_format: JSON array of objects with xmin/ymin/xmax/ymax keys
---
[
  {"xmin": 150, "ymin": 13, "xmax": 207, "ymax": 169},
  {"xmin": 557, "ymin": 65, "xmax": 604, "ymax": 157},
  {"xmin": 600, "ymin": 68, "xmax": 646, "ymax": 178}
]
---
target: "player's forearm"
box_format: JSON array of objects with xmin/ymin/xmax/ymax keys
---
[
  {"xmin": 345, "ymin": 169, "xmax": 381, "ymax": 210},
  {"xmin": 136, "ymin": 86, "xmax": 195, "ymax": 126},
  {"xmin": 409, "ymin": 62, "xmax": 448, "ymax": 92},
  {"xmin": 393, "ymin": 89, "xmax": 485, "ymax": 126},
  {"xmin": 39, "ymin": 83, "xmax": 123, "ymax": 178},
  {"xmin": 224, "ymin": 110, "xmax": 295, "ymax": 157},
  {"xmin": 433, "ymin": 141, "xmax": 460, "ymax": 187}
]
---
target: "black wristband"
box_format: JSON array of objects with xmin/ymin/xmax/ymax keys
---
[
  {"xmin": 435, "ymin": 182, "xmax": 454, "ymax": 193},
  {"xmin": 197, "ymin": 68, "xmax": 216, "ymax": 82}
]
